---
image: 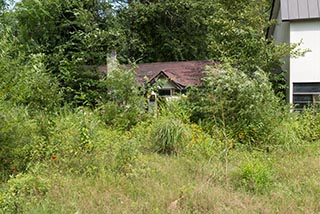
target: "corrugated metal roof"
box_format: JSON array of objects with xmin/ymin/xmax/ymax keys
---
[{"xmin": 281, "ymin": 0, "xmax": 320, "ymax": 21}]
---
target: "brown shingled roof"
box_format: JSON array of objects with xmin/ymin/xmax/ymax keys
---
[{"xmin": 133, "ymin": 61, "xmax": 213, "ymax": 87}]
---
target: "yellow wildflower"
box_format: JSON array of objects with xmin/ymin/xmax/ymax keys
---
[{"xmin": 239, "ymin": 132, "xmax": 244, "ymax": 139}]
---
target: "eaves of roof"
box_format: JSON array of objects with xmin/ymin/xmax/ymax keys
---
[
  {"xmin": 267, "ymin": 0, "xmax": 320, "ymax": 39},
  {"xmin": 266, "ymin": 0, "xmax": 280, "ymax": 39}
]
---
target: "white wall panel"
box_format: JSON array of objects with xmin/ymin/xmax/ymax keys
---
[
  {"xmin": 290, "ymin": 20, "xmax": 320, "ymax": 102},
  {"xmin": 290, "ymin": 21, "xmax": 320, "ymax": 82}
]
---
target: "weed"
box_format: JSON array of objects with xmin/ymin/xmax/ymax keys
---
[{"xmin": 233, "ymin": 157, "xmax": 274, "ymax": 194}]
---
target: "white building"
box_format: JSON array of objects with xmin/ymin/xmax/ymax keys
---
[{"xmin": 267, "ymin": 0, "xmax": 320, "ymax": 110}]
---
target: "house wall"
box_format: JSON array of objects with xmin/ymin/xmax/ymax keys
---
[
  {"xmin": 273, "ymin": 9, "xmax": 290, "ymax": 102},
  {"xmin": 290, "ymin": 20, "xmax": 320, "ymax": 103},
  {"xmin": 273, "ymin": 10, "xmax": 290, "ymax": 44},
  {"xmin": 160, "ymin": 79, "xmax": 176, "ymax": 89}
]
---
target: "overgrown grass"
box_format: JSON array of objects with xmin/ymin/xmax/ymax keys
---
[
  {"xmin": 0, "ymin": 104, "xmax": 318, "ymax": 213},
  {"xmin": 1, "ymin": 67, "xmax": 320, "ymax": 213},
  {"xmin": 1, "ymin": 141, "xmax": 319, "ymax": 213}
]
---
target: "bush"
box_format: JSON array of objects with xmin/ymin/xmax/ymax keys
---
[
  {"xmin": 295, "ymin": 109, "xmax": 320, "ymax": 142},
  {"xmin": 187, "ymin": 64, "xmax": 288, "ymax": 146},
  {"xmin": 23, "ymin": 107, "xmax": 142, "ymax": 176},
  {"xmin": 233, "ymin": 157, "xmax": 274, "ymax": 193},
  {"xmin": 183, "ymin": 123, "xmax": 220, "ymax": 160},
  {"xmin": 0, "ymin": 52, "xmax": 61, "ymax": 111},
  {"xmin": 0, "ymin": 103, "xmax": 40, "ymax": 179},
  {"xmin": 97, "ymin": 63, "xmax": 147, "ymax": 130},
  {"xmin": 0, "ymin": 172, "xmax": 49, "ymax": 213},
  {"xmin": 24, "ymin": 108, "xmax": 100, "ymax": 167}
]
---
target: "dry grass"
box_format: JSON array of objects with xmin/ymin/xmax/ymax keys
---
[{"xmin": 16, "ymin": 142, "xmax": 320, "ymax": 214}]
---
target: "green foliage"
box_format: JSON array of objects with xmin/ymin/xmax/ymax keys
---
[
  {"xmin": 0, "ymin": 30, "xmax": 61, "ymax": 110},
  {"xmin": 21, "ymin": 106, "xmax": 143, "ymax": 176},
  {"xmin": 13, "ymin": 0, "xmax": 120, "ymax": 106},
  {"xmin": 24, "ymin": 108, "xmax": 99, "ymax": 164},
  {"xmin": 0, "ymin": 36, "xmax": 61, "ymax": 174},
  {"xmin": 159, "ymin": 97, "xmax": 191, "ymax": 124},
  {"xmin": 150, "ymin": 115, "xmax": 190, "ymax": 155},
  {"xmin": 118, "ymin": 0, "xmax": 212, "ymax": 62},
  {"xmin": 97, "ymin": 64, "xmax": 146, "ymax": 129},
  {"xmin": 188, "ymin": 64, "xmax": 287, "ymax": 145},
  {"xmin": 5, "ymin": 54, "xmax": 61, "ymax": 110},
  {"xmin": 0, "ymin": 104, "xmax": 40, "ymax": 179},
  {"xmin": 15, "ymin": 0, "xmax": 117, "ymax": 61},
  {"xmin": 207, "ymin": 0, "xmax": 290, "ymax": 73},
  {"xmin": 0, "ymin": 172, "xmax": 50, "ymax": 213},
  {"xmin": 182, "ymin": 123, "xmax": 220, "ymax": 160},
  {"xmin": 295, "ymin": 110, "xmax": 320, "ymax": 142},
  {"xmin": 233, "ymin": 157, "xmax": 274, "ymax": 193}
]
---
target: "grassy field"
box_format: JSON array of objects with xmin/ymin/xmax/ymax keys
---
[{"xmin": 3, "ymin": 140, "xmax": 318, "ymax": 214}]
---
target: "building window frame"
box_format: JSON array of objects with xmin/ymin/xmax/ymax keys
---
[{"xmin": 293, "ymin": 83, "xmax": 320, "ymax": 110}]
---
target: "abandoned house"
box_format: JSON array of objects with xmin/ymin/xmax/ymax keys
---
[{"xmin": 132, "ymin": 61, "xmax": 213, "ymax": 98}]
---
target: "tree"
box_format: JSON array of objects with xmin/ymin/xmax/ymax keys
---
[
  {"xmin": 116, "ymin": 0, "xmax": 215, "ymax": 63},
  {"xmin": 207, "ymin": 0, "xmax": 287, "ymax": 73},
  {"xmin": 14, "ymin": 0, "xmax": 118, "ymax": 65},
  {"xmin": 0, "ymin": 0, "xmax": 7, "ymax": 13},
  {"xmin": 115, "ymin": 0, "xmax": 289, "ymax": 77},
  {"xmin": 13, "ymin": 0, "xmax": 121, "ymax": 106}
]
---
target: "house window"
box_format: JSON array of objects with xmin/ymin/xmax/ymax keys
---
[
  {"xmin": 158, "ymin": 88, "xmax": 186, "ymax": 97},
  {"xmin": 174, "ymin": 89, "xmax": 187, "ymax": 95},
  {"xmin": 158, "ymin": 89, "xmax": 172, "ymax": 96},
  {"xmin": 293, "ymin": 83, "xmax": 320, "ymax": 110}
]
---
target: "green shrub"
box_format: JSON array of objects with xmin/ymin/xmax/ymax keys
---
[
  {"xmin": 159, "ymin": 97, "xmax": 191, "ymax": 123},
  {"xmin": 20, "ymin": 108, "xmax": 105, "ymax": 176},
  {"xmin": 187, "ymin": 64, "xmax": 289, "ymax": 146},
  {"xmin": 233, "ymin": 157, "xmax": 274, "ymax": 193},
  {"xmin": 0, "ymin": 52, "xmax": 61, "ymax": 111},
  {"xmin": 98, "ymin": 100, "xmax": 146, "ymax": 130},
  {"xmin": 149, "ymin": 116, "xmax": 190, "ymax": 155},
  {"xmin": 23, "ymin": 107, "xmax": 142, "ymax": 176},
  {"xmin": 182, "ymin": 123, "xmax": 220, "ymax": 160},
  {"xmin": 0, "ymin": 172, "xmax": 49, "ymax": 213},
  {"xmin": 97, "ymin": 64, "xmax": 147, "ymax": 130},
  {"xmin": 295, "ymin": 109, "xmax": 320, "ymax": 142},
  {"xmin": 0, "ymin": 103, "xmax": 40, "ymax": 179}
]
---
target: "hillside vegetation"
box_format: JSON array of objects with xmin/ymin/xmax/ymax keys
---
[{"xmin": 1, "ymin": 0, "xmax": 320, "ymax": 213}]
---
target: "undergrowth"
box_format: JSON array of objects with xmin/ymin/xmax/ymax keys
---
[{"xmin": 1, "ymin": 66, "xmax": 320, "ymax": 213}]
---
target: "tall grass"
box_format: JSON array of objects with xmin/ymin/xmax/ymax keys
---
[
  {"xmin": 149, "ymin": 115, "xmax": 190, "ymax": 155},
  {"xmin": 1, "ymin": 141, "xmax": 319, "ymax": 213}
]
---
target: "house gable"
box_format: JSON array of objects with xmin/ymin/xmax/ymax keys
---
[{"xmin": 134, "ymin": 61, "xmax": 214, "ymax": 89}]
